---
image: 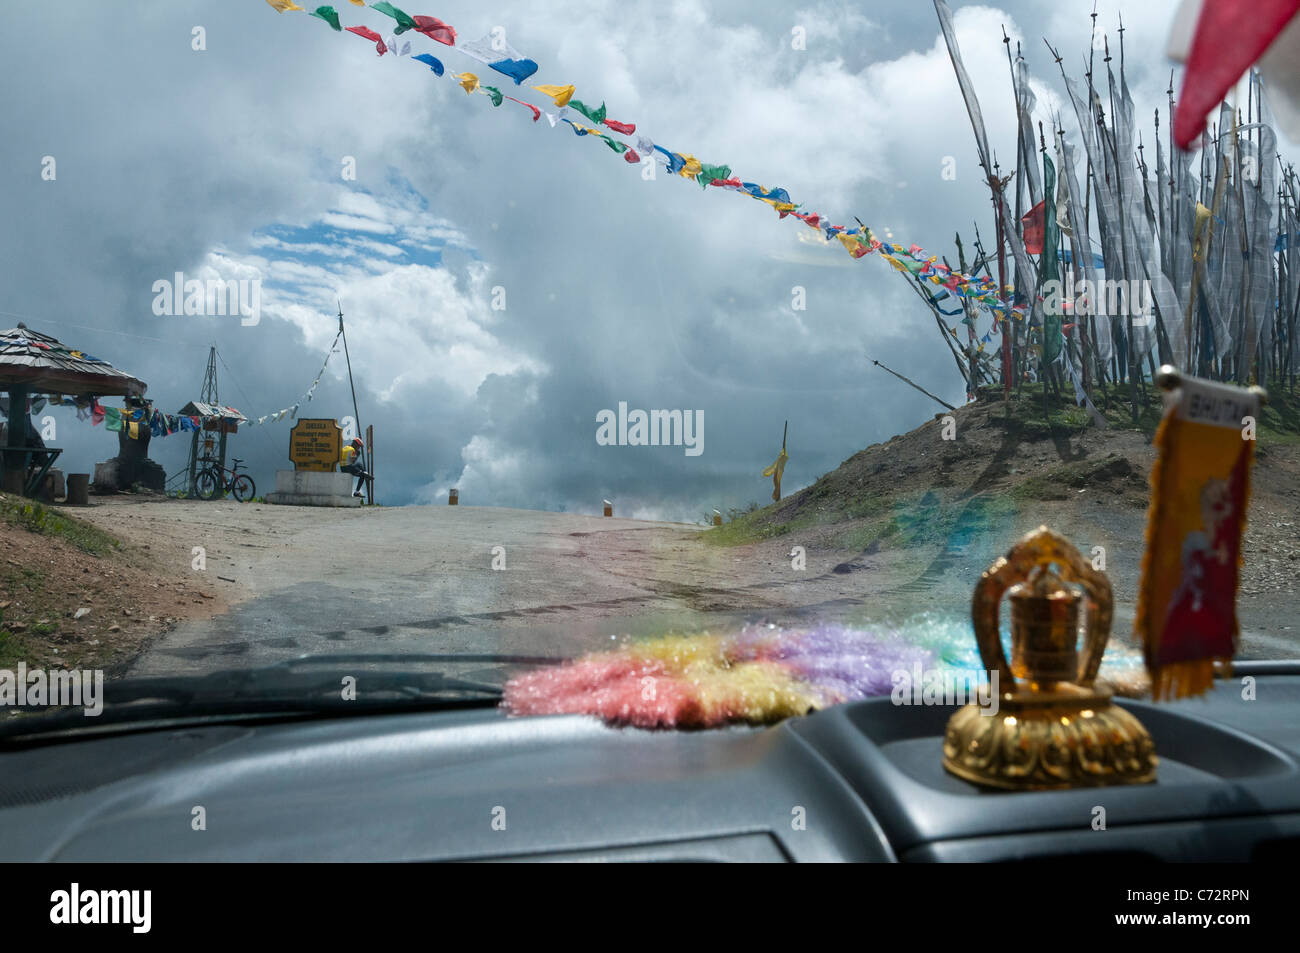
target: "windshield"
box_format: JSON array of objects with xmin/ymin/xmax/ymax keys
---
[{"xmin": 2, "ymin": 0, "xmax": 1297, "ymax": 736}]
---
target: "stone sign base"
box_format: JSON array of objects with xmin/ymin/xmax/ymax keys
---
[{"xmin": 265, "ymin": 469, "xmax": 360, "ymax": 507}]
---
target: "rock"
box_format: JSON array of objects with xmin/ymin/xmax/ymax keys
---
[
  {"xmin": 91, "ymin": 458, "xmax": 122, "ymax": 494},
  {"xmin": 108, "ymin": 625, "xmax": 121, "ymax": 633},
  {"xmin": 74, "ymin": 607, "xmax": 91, "ymax": 620},
  {"xmin": 8, "ymin": 622, "xmax": 26, "ymax": 632}
]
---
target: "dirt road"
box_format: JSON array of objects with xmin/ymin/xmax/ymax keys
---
[
  {"xmin": 75, "ymin": 490, "xmax": 1298, "ymax": 682},
  {"xmin": 77, "ymin": 499, "xmax": 881, "ymax": 679}
]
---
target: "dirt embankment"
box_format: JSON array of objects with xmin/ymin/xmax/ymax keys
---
[{"xmin": 0, "ymin": 493, "xmax": 229, "ymax": 674}]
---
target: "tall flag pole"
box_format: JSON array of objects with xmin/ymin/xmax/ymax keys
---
[{"xmin": 339, "ymin": 300, "xmax": 362, "ymax": 462}]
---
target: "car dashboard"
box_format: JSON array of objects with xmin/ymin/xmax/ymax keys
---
[{"xmin": 2, "ymin": 662, "xmax": 1299, "ymax": 862}]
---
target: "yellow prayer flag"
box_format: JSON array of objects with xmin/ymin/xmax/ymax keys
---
[
  {"xmin": 456, "ymin": 72, "xmax": 479, "ymax": 94},
  {"xmin": 677, "ymin": 154, "xmax": 702, "ymax": 179},
  {"xmin": 265, "ymin": 0, "xmax": 304, "ymax": 11},
  {"xmin": 837, "ymin": 234, "xmax": 862, "ymax": 255},
  {"xmin": 1192, "ymin": 202, "xmax": 1213, "ymax": 262},
  {"xmin": 532, "ymin": 83, "xmax": 575, "ymax": 107},
  {"xmin": 1137, "ymin": 374, "xmax": 1260, "ymax": 700},
  {"xmin": 762, "ymin": 448, "xmax": 789, "ymax": 502}
]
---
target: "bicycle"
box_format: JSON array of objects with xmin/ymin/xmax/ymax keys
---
[{"xmin": 196, "ymin": 456, "xmax": 257, "ymax": 502}]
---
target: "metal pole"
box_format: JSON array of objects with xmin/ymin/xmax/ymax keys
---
[
  {"xmin": 867, "ymin": 357, "xmax": 958, "ymax": 411},
  {"xmin": 338, "ymin": 301, "xmax": 362, "ymax": 453}
]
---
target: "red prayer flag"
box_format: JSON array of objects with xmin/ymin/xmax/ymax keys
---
[
  {"xmin": 411, "ymin": 15, "xmax": 456, "ymax": 46},
  {"xmin": 1173, "ymin": 0, "xmax": 1300, "ymax": 148},
  {"xmin": 504, "ymin": 95, "xmax": 540, "ymax": 121},
  {"xmin": 1021, "ymin": 199, "xmax": 1046, "ymax": 255},
  {"xmin": 623, "ymin": 148, "xmax": 641, "ymax": 164},
  {"xmin": 346, "ymin": 25, "xmax": 387, "ymax": 55},
  {"xmin": 602, "ymin": 118, "xmax": 636, "ymax": 135}
]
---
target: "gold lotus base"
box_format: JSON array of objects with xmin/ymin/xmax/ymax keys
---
[{"xmin": 942, "ymin": 684, "xmax": 1157, "ymax": 791}]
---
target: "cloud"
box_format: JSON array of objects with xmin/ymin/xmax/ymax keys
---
[{"xmin": 1, "ymin": 0, "xmax": 1199, "ymax": 520}]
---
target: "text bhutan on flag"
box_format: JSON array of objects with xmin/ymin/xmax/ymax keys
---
[{"xmin": 595, "ymin": 402, "xmax": 704, "ymax": 456}]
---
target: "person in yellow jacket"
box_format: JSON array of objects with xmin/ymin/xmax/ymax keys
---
[{"xmin": 340, "ymin": 437, "xmax": 370, "ymax": 498}]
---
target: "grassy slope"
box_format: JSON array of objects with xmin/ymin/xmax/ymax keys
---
[
  {"xmin": 707, "ymin": 380, "xmax": 1300, "ymax": 551},
  {"xmin": 0, "ymin": 497, "xmax": 123, "ymax": 668}
]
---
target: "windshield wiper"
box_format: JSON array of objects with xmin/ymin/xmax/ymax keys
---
[{"xmin": 0, "ymin": 653, "xmax": 561, "ymax": 743}]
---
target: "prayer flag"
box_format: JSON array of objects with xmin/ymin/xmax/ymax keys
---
[
  {"xmin": 504, "ymin": 95, "xmax": 540, "ymax": 121},
  {"xmin": 695, "ymin": 162, "xmax": 731, "ymax": 189},
  {"xmin": 1137, "ymin": 374, "xmax": 1260, "ymax": 698},
  {"xmin": 1171, "ymin": 0, "xmax": 1300, "ymax": 148},
  {"xmin": 411, "ymin": 15, "xmax": 456, "ymax": 45},
  {"xmin": 458, "ymin": 33, "xmax": 538, "ymax": 84},
  {"xmin": 309, "ymin": 5, "xmax": 340, "ymax": 29},
  {"xmin": 762, "ymin": 447, "xmax": 789, "ymax": 502},
  {"xmin": 371, "ymin": 1, "xmax": 416, "ymax": 34},
  {"xmin": 532, "ymin": 83, "xmax": 575, "ymax": 107},
  {"xmin": 1021, "ymin": 198, "xmax": 1046, "ymax": 254},
  {"xmin": 345, "ymin": 25, "xmax": 387, "ymax": 55},
  {"xmin": 569, "ymin": 99, "xmax": 607, "ymax": 124},
  {"xmin": 413, "ymin": 53, "xmax": 444, "ymax": 75}
]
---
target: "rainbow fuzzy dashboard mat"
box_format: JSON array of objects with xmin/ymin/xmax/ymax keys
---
[{"xmin": 502, "ymin": 616, "xmax": 1148, "ymax": 729}]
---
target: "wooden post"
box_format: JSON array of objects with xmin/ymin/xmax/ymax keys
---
[
  {"xmin": 994, "ymin": 175, "xmax": 1011, "ymax": 400},
  {"xmin": 3, "ymin": 383, "xmax": 30, "ymax": 486}
]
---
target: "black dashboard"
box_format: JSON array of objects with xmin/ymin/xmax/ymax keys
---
[{"xmin": 3, "ymin": 662, "xmax": 1299, "ymax": 862}]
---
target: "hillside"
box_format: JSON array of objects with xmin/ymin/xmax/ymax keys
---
[{"xmin": 707, "ymin": 382, "xmax": 1300, "ymax": 656}]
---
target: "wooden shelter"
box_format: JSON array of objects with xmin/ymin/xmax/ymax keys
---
[
  {"xmin": 177, "ymin": 399, "xmax": 247, "ymax": 497},
  {"xmin": 0, "ymin": 323, "xmax": 146, "ymax": 497}
]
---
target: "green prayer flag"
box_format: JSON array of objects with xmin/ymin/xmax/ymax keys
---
[
  {"xmin": 371, "ymin": 1, "xmax": 416, "ymax": 34},
  {"xmin": 695, "ymin": 163, "xmax": 732, "ymax": 188},
  {"xmin": 1040, "ymin": 153, "xmax": 1061, "ymax": 364},
  {"xmin": 598, "ymin": 134, "xmax": 627, "ymax": 154},
  {"xmin": 310, "ymin": 6, "xmax": 341, "ymax": 30},
  {"xmin": 568, "ymin": 99, "xmax": 606, "ymax": 125},
  {"xmin": 104, "ymin": 408, "xmax": 122, "ymax": 432},
  {"xmin": 481, "ymin": 85, "xmax": 504, "ymax": 106}
]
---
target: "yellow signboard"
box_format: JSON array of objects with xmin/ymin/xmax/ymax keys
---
[{"xmin": 289, "ymin": 418, "xmax": 342, "ymax": 472}]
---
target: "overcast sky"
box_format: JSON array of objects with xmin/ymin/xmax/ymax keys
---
[{"xmin": 1, "ymin": 0, "xmax": 1228, "ymax": 518}]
